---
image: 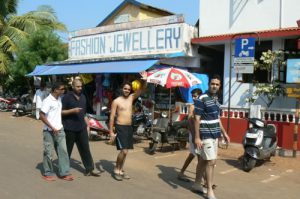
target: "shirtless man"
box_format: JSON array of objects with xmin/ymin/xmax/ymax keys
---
[{"xmin": 109, "ymin": 72, "xmax": 147, "ymax": 181}]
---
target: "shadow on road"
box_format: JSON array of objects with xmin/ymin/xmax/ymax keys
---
[
  {"xmin": 35, "ymin": 162, "xmax": 43, "ymax": 175},
  {"xmin": 156, "ymin": 165, "xmax": 206, "ymax": 198},
  {"xmin": 220, "ymin": 155, "xmax": 272, "ymax": 172},
  {"xmin": 70, "ymin": 158, "xmax": 85, "ymax": 173},
  {"xmin": 96, "ymin": 159, "xmax": 115, "ymax": 174}
]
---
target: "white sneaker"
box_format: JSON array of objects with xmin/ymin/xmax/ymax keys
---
[{"xmin": 191, "ymin": 183, "xmax": 207, "ymax": 194}]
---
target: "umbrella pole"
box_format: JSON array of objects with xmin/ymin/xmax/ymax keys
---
[{"xmin": 169, "ymin": 88, "xmax": 172, "ymax": 124}]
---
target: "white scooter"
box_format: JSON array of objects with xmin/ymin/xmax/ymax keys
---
[{"xmin": 242, "ymin": 118, "xmax": 277, "ymax": 172}]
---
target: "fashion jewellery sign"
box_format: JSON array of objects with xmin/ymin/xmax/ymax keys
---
[{"xmin": 68, "ymin": 23, "xmax": 186, "ymax": 60}]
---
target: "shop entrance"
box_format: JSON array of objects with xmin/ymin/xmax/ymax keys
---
[{"xmin": 198, "ymin": 44, "xmax": 225, "ymax": 102}]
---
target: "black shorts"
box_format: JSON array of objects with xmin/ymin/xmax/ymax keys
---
[{"xmin": 115, "ymin": 124, "xmax": 134, "ymax": 150}]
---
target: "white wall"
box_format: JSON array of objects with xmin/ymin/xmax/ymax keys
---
[{"xmin": 199, "ymin": 0, "xmax": 300, "ymax": 37}]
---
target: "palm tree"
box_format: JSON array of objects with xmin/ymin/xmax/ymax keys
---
[{"xmin": 0, "ymin": 0, "xmax": 66, "ymax": 74}]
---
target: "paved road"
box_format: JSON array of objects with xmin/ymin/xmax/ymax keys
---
[{"xmin": 0, "ymin": 112, "xmax": 299, "ymax": 199}]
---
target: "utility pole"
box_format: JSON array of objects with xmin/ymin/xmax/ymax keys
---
[{"xmin": 293, "ymin": 98, "xmax": 299, "ymax": 157}]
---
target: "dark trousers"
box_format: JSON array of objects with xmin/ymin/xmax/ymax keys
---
[{"xmin": 65, "ymin": 129, "xmax": 94, "ymax": 172}]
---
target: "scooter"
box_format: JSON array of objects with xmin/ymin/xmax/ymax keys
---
[
  {"xmin": 132, "ymin": 98, "xmax": 153, "ymax": 139},
  {"xmin": 87, "ymin": 107, "xmax": 110, "ymax": 141},
  {"xmin": 12, "ymin": 94, "xmax": 33, "ymax": 116},
  {"xmin": 148, "ymin": 111, "xmax": 189, "ymax": 154},
  {"xmin": 0, "ymin": 96, "xmax": 18, "ymax": 111},
  {"xmin": 242, "ymin": 118, "xmax": 277, "ymax": 172}
]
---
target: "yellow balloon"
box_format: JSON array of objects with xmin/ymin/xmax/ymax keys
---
[{"xmin": 132, "ymin": 80, "xmax": 142, "ymax": 92}]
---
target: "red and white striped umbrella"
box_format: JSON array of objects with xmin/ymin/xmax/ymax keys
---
[{"xmin": 146, "ymin": 67, "xmax": 202, "ymax": 88}]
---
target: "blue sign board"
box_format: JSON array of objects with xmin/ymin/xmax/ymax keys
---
[
  {"xmin": 286, "ymin": 59, "xmax": 300, "ymax": 83},
  {"xmin": 234, "ymin": 37, "xmax": 255, "ymax": 73},
  {"xmin": 234, "ymin": 37, "xmax": 255, "ymax": 58}
]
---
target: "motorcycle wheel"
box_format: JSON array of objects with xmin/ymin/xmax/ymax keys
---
[
  {"xmin": 14, "ymin": 111, "xmax": 20, "ymax": 117},
  {"xmin": 0, "ymin": 102, "xmax": 7, "ymax": 111},
  {"xmin": 179, "ymin": 141, "xmax": 187, "ymax": 149},
  {"xmin": 148, "ymin": 142, "xmax": 157, "ymax": 154},
  {"xmin": 242, "ymin": 154, "xmax": 256, "ymax": 172}
]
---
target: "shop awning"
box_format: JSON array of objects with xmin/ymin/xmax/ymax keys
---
[{"xmin": 26, "ymin": 59, "xmax": 158, "ymax": 76}]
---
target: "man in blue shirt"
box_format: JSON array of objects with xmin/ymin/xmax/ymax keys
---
[{"xmin": 193, "ymin": 75, "xmax": 230, "ymax": 199}]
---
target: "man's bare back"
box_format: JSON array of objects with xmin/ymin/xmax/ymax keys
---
[{"xmin": 114, "ymin": 95, "xmax": 134, "ymax": 125}]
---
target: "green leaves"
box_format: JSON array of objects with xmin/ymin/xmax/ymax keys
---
[
  {"xmin": 247, "ymin": 50, "xmax": 287, "ymax": 108},
  {"xmin": 0, "ymin": 2, "xmax": 67, "ymax": 74}
]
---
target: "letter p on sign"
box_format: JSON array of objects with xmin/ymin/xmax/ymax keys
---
[{"xmin": 241, "ymin": 39, "xmax": 249, "ymax": 49}]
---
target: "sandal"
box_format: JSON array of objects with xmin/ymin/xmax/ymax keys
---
[
  {"xmin": 60, "ymin": 175, "xmax": 74, "ymax": 181},
  {"xmin": 121, "ymin": 172, "xmax": 130, "ymax": 180},
  {"xmin": 113, "ymin": 172, "xmax": 123, "ymax": 181},
  {"xmin": 42, "ymin": 175, "xmax": 56, "ymax": 181}
]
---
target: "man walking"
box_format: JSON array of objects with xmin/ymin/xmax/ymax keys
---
[
  {"xmin": 178, "ymin": 88, "xmax": 202, "ymax": 182},
  {"xmin": 109, "ymin": 72, "xmax": 147, "ymax": 181},
  {"xmin": 33, "ymin": 83, "xmax": 48, "ymax": 120},
  {"xmin": 194, "ymin": 75, "xmax": 230, "ymax": 199},
  {"xmin": 62, "ymin": 79, "xmax": 100, "ymax": 177},
  {"xmin": 39, "ymin": 82, "xmax": 73, "ymax": 181}
]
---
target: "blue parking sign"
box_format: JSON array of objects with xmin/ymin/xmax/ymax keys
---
[{"xmin": 235, "ymin": 38, "xmax": 255, "ymax": 58}]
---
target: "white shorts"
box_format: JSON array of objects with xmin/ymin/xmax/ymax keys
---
[
  {"xmin": 199, "ymin": 138, "xmax": 218, "ymax": 160},
  {"xmin": 189, "ymin": 133, "xmax": 196, "ymax": 156}
]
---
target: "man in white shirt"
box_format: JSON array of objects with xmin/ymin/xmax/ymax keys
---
[
  {"xmin": 33, "ymin": 83, "xmax": 48, "ymax": 119},
  {"xmin": 39, "ymin": 82, "xmax": 73, "ymax": 181}
]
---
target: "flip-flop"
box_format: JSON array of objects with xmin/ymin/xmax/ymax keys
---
[
  {"xmin": 113, "ymin": 172, "xmax": 123, "ymax": 181},
  {"xmin": 121, "ymin": 173, "xmax": 130, "ymax": 180},
  {"xmin": 60, "ymin": 175, "xmax": 74, "ymax": 181},
  {"xmin": 42, "ymin": 175, "xmax": 56, "ymax": 181}
]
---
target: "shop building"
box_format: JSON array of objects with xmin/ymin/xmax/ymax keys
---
[
  {"xmin": 192, "ymin": 0, "xmax": 300, "ymax": 150},
  {"xmin": 28, "ymin": 0, "xmax": 200, "ymax": 118}
]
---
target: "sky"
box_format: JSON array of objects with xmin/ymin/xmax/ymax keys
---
[{"xmin": 18, "ymin": 0, "xmax": 199, "ymax": 41}]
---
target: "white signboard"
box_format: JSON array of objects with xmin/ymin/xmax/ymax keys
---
[{"xmin": 68, "ymin": 23, "xmax": 186, "ymax": 60}]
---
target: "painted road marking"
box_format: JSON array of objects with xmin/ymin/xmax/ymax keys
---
[
  {"xmin": 261, "ymin": 175, "xmax": 280, "ymax": 183},
  {"xmin": 220, "ymin": 168, "xmax": 238, "ymax": 174},
  {"xmin": 261, "ymin": 169, "xmax": 294, "ymax": 183},
  {"xmin": 154, "ymin": 154, "xmax": 177, "ymax": 159}
]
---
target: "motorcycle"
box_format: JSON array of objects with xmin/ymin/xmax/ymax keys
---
[
  {"xmin": 148, "ymin": 111, "xmax": 189, "ymax": 154},
  {"xmin": 0, "ymin": 96, "xmax": 17, "ymax": 111},
  {"xmin": 242, "ymin": 118, "xmax": 277, "ymax": 172},
  {"xmin": 87, "ymin": 107, "xmax": 110, "ymax": 141},
  {"xmin": 12, "ymin": 94, "xmax": 33, "ymax": 116},
  {"xmin": 132, "ymin": 98, "xmax": 153, "ymax": 139}
]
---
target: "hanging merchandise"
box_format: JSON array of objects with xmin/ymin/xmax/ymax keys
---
[
  {"xmin": 103, "ymin": 74, "xmax": 110, "ymax": 87},
  {"xmin": 80, "ymin": 74, "xmax": 93, "ymax": 84},
  {"xmin": 95, "ymin": 75, "xmax": 103, "ymax": 103}
]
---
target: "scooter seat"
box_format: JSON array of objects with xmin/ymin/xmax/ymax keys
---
[
  {"xmin": 263, "ymin": 125, "xmax": 276, "ymax": 138},
  {"xmin": 87, "ymin": 114, "xmax": 108, "ymax": 121}
]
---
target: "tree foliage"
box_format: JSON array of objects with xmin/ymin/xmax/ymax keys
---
[
  {"xmin": 247, "ymin": 50, "xmax": 286, "ymax": 108},
  {"xmin": 0, "ymin": 0, "xmax": 66, "ymax": 73},
  {"xmin": 5, "ymin": 29, "xmax": 67, "ymax": 94}
]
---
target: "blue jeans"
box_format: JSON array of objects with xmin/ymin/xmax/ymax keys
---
[{"xmin": 43, "ymin": 129, "xmax": 71, "ymax": 177}]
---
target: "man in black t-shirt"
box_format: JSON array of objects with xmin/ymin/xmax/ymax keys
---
[{"xmin": 62, "ymin": 79, "xmax": 100, "ymax": 177}]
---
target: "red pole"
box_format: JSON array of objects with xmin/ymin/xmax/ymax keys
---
[{"xmin": 293, "ymin": 98, "xmax": 300, "ymax": 157}]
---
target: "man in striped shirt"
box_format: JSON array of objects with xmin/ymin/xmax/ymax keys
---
[{"xmin": 193, "ymin": 75, "xmax": 230, "ymax": 199}]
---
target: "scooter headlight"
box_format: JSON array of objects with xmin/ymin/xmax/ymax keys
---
[{"xmin": 161, "ymin": 111, "xmax": 168, "ymax": 118}]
